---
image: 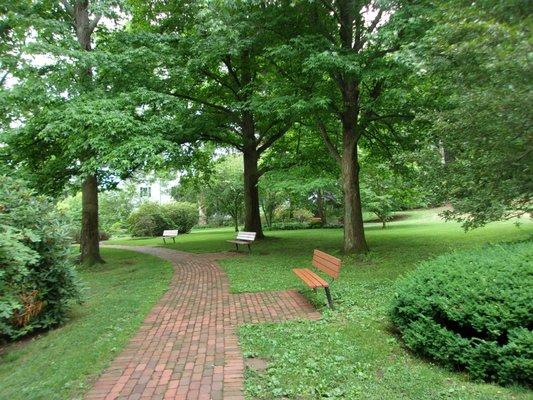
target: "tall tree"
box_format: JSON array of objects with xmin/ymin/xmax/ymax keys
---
[
  {"xmin": 128, "ymin": 0, "xmax": 298, "ymax": 238},
  {"xmin": 267, "ymin": 0, "xmax": 429, "ymax": 253},
  {"xmin": 2, "ymin": 0, "xmax": 171, "ymax": 265},
  {"xmin": 63, "ymin": 0, "xmax": 104, "ymax": 264},
  {"xmin": 417, "ymin": 0, "xmax": 532, "ymax": 228}
]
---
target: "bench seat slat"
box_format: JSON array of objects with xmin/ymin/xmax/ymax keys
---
[
  {"xmin": 293, "ymin": 268, "xmax": 328, "ymax": 289},
  {"xmin": 236, "ymin": 234, "xmax": 256, "ymax": 240},
  {"xmin": 227, "ymin": 240, "xmax": 253, "ymax": 245}
]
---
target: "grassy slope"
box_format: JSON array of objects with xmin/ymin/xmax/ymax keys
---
[
  {"xmin": 0, "ymin": 248, "xmax": 172, "ymax": 400},
  {"xmin": 110, "ymin": 209, "xmax": 533, "ymax": 399}
]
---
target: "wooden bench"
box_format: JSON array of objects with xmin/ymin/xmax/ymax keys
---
[
  {"xmin": 162, "ymin": 229, "xmax": 178, "ymax": 244},
  {"xmin": 227, "ymin": 231, "xmax": 256, "ymax": 253},
  {"xmin": 293, "ymin": 249, "xmax": 341, "ymax": 309}
]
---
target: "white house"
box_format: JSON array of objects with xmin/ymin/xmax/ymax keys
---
[{"xmin": 132, "ymin": 174, "xmax": 180, "ymax": 205}]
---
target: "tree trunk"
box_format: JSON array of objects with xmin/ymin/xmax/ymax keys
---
[
  {"xmin": 316, "ymin": 189, "xmax": 326, "ymax": 224},
  {"xmin": 80, "ymin": 174, "xmax": 103, "ymax": 265},
  {"xmin": 260, "ymin": 199, "xmax": 271, "ymax": 228},
  {"xmin": 73, "ymin": 1, "xmax": 103, "ymax": 265},
  {"xmin": 198, "ymin": 191, "xmax": 207, "ymax": 225},
  {"xmin": 242, "ymin": 146, "xmax": 264, "ymax": 238},
  {"xmin": 241, "ymin": 102, "xmax": 264, "ymax": 238},
  {"xmin": 233, "ymin": 215, "xmax": 239, "ymax": 232},
  {"xmin": 341, "ymin": 127, "xmax": 369, "ymax": 254}
]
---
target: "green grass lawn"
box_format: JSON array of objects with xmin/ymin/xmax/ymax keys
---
[
  {"xmin": 110, "ymin": 209, "xmax": 533, "ymax": 399},
  {"xmin": 0, "ymin": 248, "xmax": 172, "ymax": 400}
]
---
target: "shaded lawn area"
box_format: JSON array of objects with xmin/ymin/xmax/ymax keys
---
[
  {"xmin": 0, "ymin": 248, "xmax": 172, "ymax": 400},
  {"xmin": 110, "ymin": 210, "xmax": 532, "ymax": 399},
  {"xmin": 234, "ymin": 219, "xmax": 533, "ymax": 399}
]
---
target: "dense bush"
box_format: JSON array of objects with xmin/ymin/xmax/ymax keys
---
[
  {"xmin": 162, "ymin": 202, "xmax": 198, "ymax": 233},
  {"xmin": 0, "ymin": 177, "xmax": 81, "ymax": 341},
  {"xmin": 390, "ymin": 242, "xmax": 533, "ymax": 386},
  {"xmin": 127, "ymin": 202, "xmax": 198, "ymax": 237}
]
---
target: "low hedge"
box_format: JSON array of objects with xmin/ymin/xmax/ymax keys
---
[
  {"xmin": 390, "ymin": 241, "xmax": 533, "ymax": 386},
  {"xmin": 127, "ymin": 202, "xmax": 198, "ymax": 237},
  {"xmin": 264, "ymin": 221, "xmax": 342, "ymax": 231}
]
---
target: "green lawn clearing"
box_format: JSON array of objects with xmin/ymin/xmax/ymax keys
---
[
  {"xmin": 110, "ymin": 209, "xmax": 533, "ymax": 399},
  {"xmin": 0, "ymin": 248, "xmax": 172, "ymax": 400}
]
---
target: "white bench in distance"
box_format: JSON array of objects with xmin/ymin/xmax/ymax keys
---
[
  {"xmin": 227, "ymin": 231, "xmax": 256, "ymax": 253},
  {"xmin": 162, "ymin": 229, "xmax": 178, "ymax": 244}
]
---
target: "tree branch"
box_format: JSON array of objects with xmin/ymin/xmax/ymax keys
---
[
  {"xmin": 316, "ymin": 120, "xmax": 341, "ymax": 166},
  {"xmin": 223, "ymin": 56, "xmax": 241, "ymax": 88},
  {"xmin": 368, "ymin": 9, "xmax": 383, "ymax": 34},
  {"xmin": 199, "ymin": 131, "xmax": 243, "ymax": 150},
  {"xmin": 60, "ymin": 0, "xmax": 74, "ymax": 17},
  {"xmin": 257, "ymin": 127, "xmax": 288, "ymax": 155},
  {"xmin": 363, "ymin": 127, "xmax": 394, "ymax": 159},
  {"xmin": 88, "ymin": 14, "xmax": 102, "ymax": 35},
  {"xmin": 200, "ymin": 68, "xmax": 239, "ymax": 96},
  {"xmin": 367, "ymin": 44, "xmax": 401, "ymax": 64},
  {"xmin": 165, "ymin": 91, "xmax": 235, "ymax": 116},
  {"xmin": 0, "ymin": 70, "xmax": 10, "ymax": 87}
]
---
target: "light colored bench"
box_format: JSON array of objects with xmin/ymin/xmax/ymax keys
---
[
  {"xmin": 293, "ymin": 249, "xmax": 341, "ymax": 309},
  {"xmin": 162, "ymin": 229, "xmax": 178, "ymax": 244},
  {"xmin": 226, "ymin": 231, "xmax": 256, "ymax": 253}
]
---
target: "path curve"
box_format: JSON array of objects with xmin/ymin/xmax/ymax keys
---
[{"xmin": 85, "ymin": 246, "xmax": 320, "ymax": 400}]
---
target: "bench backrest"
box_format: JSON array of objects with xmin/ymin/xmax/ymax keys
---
[
  {"xmin": 236, "ymin": 231, "xmax": 256, "ymax": 242},
  {"xmin": 312, "ymin": 249, "xmax": 341, "ymax": 279},
  {"xmin": 163, "ymin": 229, "xmax": 179, "ymax": 236}
]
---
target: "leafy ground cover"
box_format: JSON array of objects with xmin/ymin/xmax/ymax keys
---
[
  {"xmin": 110, "ymin": 209, "xmax": 533, "ymax": 399},
  {"xmin": 0, "ymin": 248, "xmax": 172, "ymax": 400}
]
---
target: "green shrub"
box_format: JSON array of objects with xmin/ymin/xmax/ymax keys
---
[
  {"xmin": 127, "ymin": 202, "xmax": 198, "ymax": 237},
  {"xmin": 390, "ymin": 241, "xmax": 533, "ymax": 386},
  {"xmin": 0, "ymin": 176, "xmax": 82, "ymax": 341},
  {"xmin": 161, "ymin": 202, "xmax": 198, "ymax": 234},
  {"xmin": 264, "ymin": 221, "xmax": 342, "ymax": 231}
]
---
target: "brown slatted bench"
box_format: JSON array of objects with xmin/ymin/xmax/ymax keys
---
[
  {"xmin": 293, "ymin": 249, "xmax": 341, "ymax": 309},
  {"xmin": 226, "ymin": 231, "xmax": 256, "ymax": 253}
]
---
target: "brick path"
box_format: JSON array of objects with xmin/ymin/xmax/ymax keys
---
[{"xmin": 85, "ymin": 246, "xmax": 320, "ymax": 400}]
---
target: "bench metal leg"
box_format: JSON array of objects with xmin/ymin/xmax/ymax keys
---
[
  {"xmin": 324, "ymin": 287, "xmax": 334, "ymax": 309},
  {"xmin": 163, "ymin": 238, "xmax": 166, "ymax": 244},
  {"xmin": 248, "ymin": 243, "xmax": 251, "ymax": 253},
  {"xmin": 172, "ymin": 237, "xmax": 175, "ymax": 243},
  {"xmin": 235, "ymin": 243, "xmax": 239, "ymax": 252}
]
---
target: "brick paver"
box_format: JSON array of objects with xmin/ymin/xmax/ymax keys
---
[{"xmin": 85, "ymin": 246, "xmax": 320, "ymax": 400}]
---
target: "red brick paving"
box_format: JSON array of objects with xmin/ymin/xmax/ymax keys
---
[{"xmin": 85, "ymin": 246, "xmax": 320, "ymax": 400}]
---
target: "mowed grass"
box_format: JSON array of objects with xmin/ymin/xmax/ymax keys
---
[
  {"xmin": 111, "ymin": 209, "xmax": 533, "ymax": 399},
  {"xmin": 0, "ymin": 248, "xmax": 172, "ymax": 400}
]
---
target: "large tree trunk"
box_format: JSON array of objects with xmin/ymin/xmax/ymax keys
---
[
  {"xmin": 72, "ymin": 1, "xmax": 103, "ymax": 265},
  {"xmin": 198, "ymin": 191, "xmax": 207, "ymax": 225},
  {"xmin": 341, "ymin": 122, "xmax": 369, "ymax": 254},
  {"xmin": 80, "ymin": 174, "xmax": 104, "ymax": 264},
  {"xmin": 239, "ymin": 50, "xmax": 264, "ymax": 238},
  {"xmin": 242, "ymin": 146, "xmax": 264, "ymax": 238}
]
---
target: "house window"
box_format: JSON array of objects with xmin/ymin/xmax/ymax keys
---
[{"xmin": 140, "ymin": 187, "xmax": 151, "ymax": 198}]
